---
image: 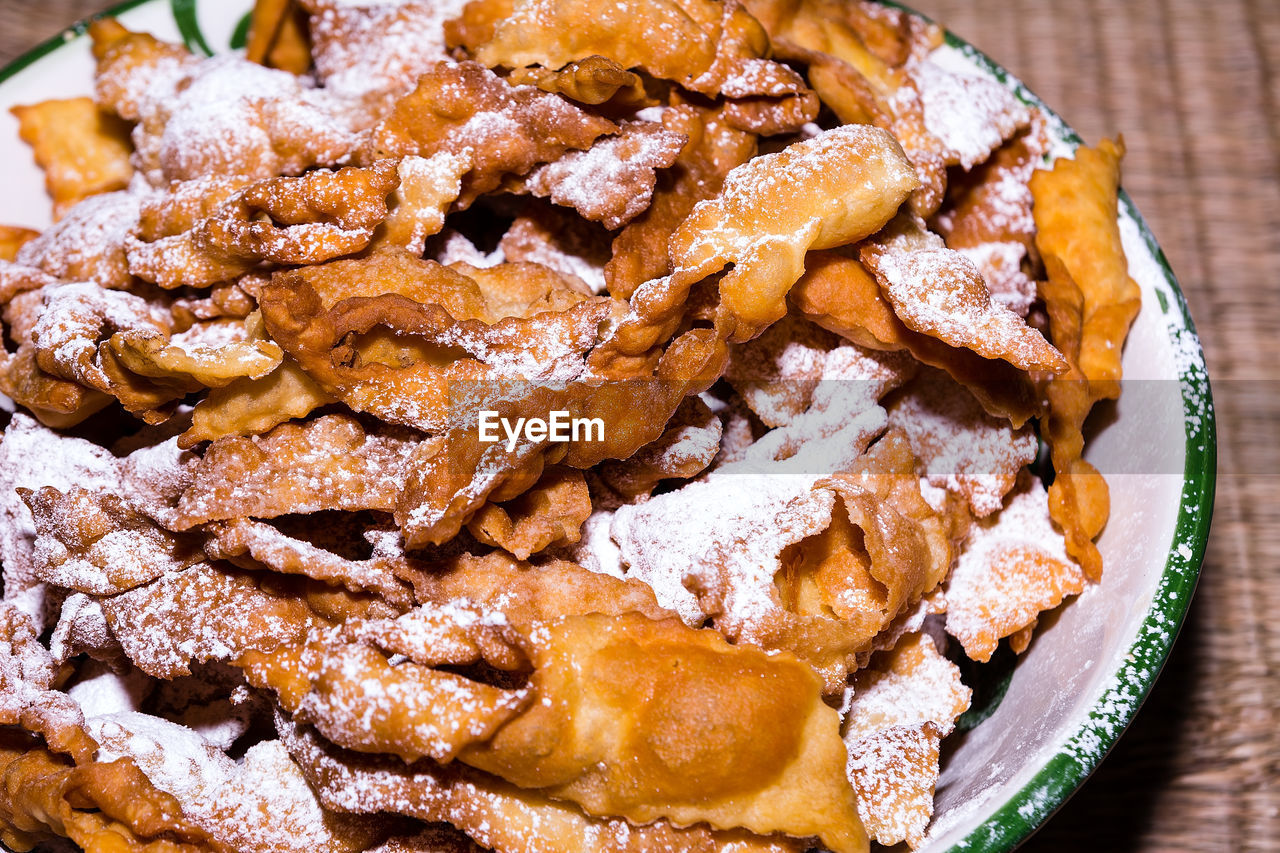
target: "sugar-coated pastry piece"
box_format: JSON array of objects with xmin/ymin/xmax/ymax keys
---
[
  {"xmin": 945, "ymin": 474, "xmax": 1086, "ymax": 661},
  {"xmin": 378, "ymin": 153, "xmax": 472, "ymax": 253},
  {"xmin": 842, "ymin": 632, "xmax": 971, "ymax": 848},
  {"xmin": 612, "ymin": 420, "xmax": 951, "ymax": 692},
  {"xmin": 92, "ymin": 22, "xmax": 355, "ymax": 186},
  {"xmin": 932, "ymin": 118, "xmax": 1050, "ymax": 317},
  {"xmin": 458, "ymin": 0, "xmax": 818, "ymax": 132},
  {"xmin": 594, "ymin": 394, "xmax": 723, "ymax": 500},
  {"xmin": 260, "ymin": 252, "xmax": 615, "ymax": 436},
  {"xmin": 304, "ymin": 0, "xmax": 473, "ymax": 110},
  {"xmin": 29, "ymin": 280, "xmax": 195, "ymax": 423},
  {"xmin": 861, "ymin": 212, "xmax": 1067, "ymax": 375},
  {"xmin": 466, "ymin": 466, "xmax": 593, "ymax": 559},
  {"xmin": 90, "ymin": 713, "xmax": 387, "ymax": 852},
  {"xmin": 505, "ymin": 55, "xmax": 646, "ymax": 107},
  {"xmin": 0, "ymin": 267, "xmax": 115, "ymax": 429},
  {"xmin": 128, "ymin": 161, "xmax": 402, "ymax": 289},
  {"xmin": 608, "ymin": 124, "xmax": 917, "ymax": 357},
  {"xmin": 605, "ymin": 104, "xmax": 758, "ymax": 299},
  {"xmin": 181, "ymin": 356, "xmax": 336, "ymax": 447},
  {"xmin": 500, "ymin": 203, "xmax": 612, "ymax": 295},
  {"xmin": 790, "ymin": 247, "xmax": 1041, "ymax": 426},
  {"xmin": 16, "ymin": 191, "xmax": 139, "ymax": 288},
  {"xmin": 240, "ymin": 626, "xmax": 529, "ymax": 764},
  {"xmin": 742, "ymin": 0, "xmax": 948, "ymax": 213},
  {"xmin": 727, "ymin": 314, "xmax": 916, "ymax": 429},
  {"xmin": 888, "ymin": 367, "xmax": 1037, "ymax": 517},
  {"xmin": 359, "ymin": 60, "xmax": 617, "ymax": 205},
  {"xmin": 397, "ymin": 326, "xmax": 725, "ymax": 546},
  {"xmin": 204, "ymin": 516, "xmax": 416, "ymax": 606},
  {"xmin": 508, "ymin": 120, "xmax": 688, "ymax": 229},
  {"xmin": 173, "ymin": 413, "xmax": 420, "ymax": 528},
  {"xmin": 20, "ymin": 485, "xmax": 201, "ymax": 597},
  {"xmin": 99, "ymin": 563, "xmax": 333, "ymax": 679}
]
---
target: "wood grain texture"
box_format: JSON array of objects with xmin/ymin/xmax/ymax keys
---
[{"xmin": 0, "ymin": 0, "xmax": 1275, "ymax": 851}]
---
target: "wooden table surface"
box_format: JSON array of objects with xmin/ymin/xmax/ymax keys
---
[{"xmin": 0, "ymin": 1, "xmax": 1276, "ymax": 851}]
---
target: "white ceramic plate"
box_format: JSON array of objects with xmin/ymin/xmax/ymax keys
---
[{"xmin": 0, "ymin": 3, "xmax": 1216, "ymax": 851}]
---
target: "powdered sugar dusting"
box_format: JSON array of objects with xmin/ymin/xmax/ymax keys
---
[
  {"xmin": 889, "ymin": 368, "xmax": 1037, "ymax": 517},
  {"xmin": 91, "ymin": 711, "xmax": 367, "ymax": 851},
  {"xmin": 611, "ymin": 407, "xmax": 887, "ymax": 629},
  {"xmin": 912, "ymin": 58, "xmax": 1029, "ymax": 171},
  {"xmin": 945, "ymin": 475, "xmax": 1087, "ymax": 661},
  {"xmin": 0, "ymin": 415, "xmax": 119, "ymax": 630}
]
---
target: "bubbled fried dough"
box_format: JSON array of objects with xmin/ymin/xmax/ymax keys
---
[{"xmin": 459, "ymin": 612, "xmax": 867, "ymax": 853}]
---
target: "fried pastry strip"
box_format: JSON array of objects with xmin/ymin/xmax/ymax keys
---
[
  {"xmin": 466, "ymin": 466, "xmax": 593, "ymax": 559},
  {"xmin": 15, "ymin": 191, "xmax": 139, "ymax": 288},
  {"xmin": 239, "ymin": 604, "xmax": 530, "ymax": 763},
  {"xmin": 861, "ymin": 213, "xmax": 1065, "ymax": 374},
  {"xmin": 11, "ymin": 97, "xmax": 133, "ymax": 219},
  {"xmin": 396, "ymin": 326, "xmax": 724, "ymax": 547},
  {"xmin": 613, "ymin": 421, "xmax": 950, "ymax": 691},
  {"xmin": 181, "ymin": 356, "xmax": 336, "ymax": 447},
  {"xmin": 0, "ymin": 730, "xmax": 209, "ymax": 853},
  {"xmin": 1030, "ymin": 138, "xmax": 1140, "ymax": 580},
  {"xmin": 99, "ymin": 563, "xmax": 332, "ymax": 678},
  {"xmin": 458, "ymin": 0, "xmax": 818, "ymax": 134},
  {"xmin": 605, "ymin": 104, "xmax": 757, "ymax": 299},
  {"xmin": 506, "ymin": 56, "xmax": 647, "ymax": 107},
  {"xmin": 92, "ymin": 21, "xmax": 354, "ymax": 186},
  {"xmin": 21, "ymin": 486, "xmax": 202, "ymax": 597},
  {"xmin": 89, "ymin": 713, "xmax": 389, "ymax": 853},
  {"xmin": 460, "ymin": 612, "xmax": 866, "ymax": 853},
  {"xmin": 402, "ymin": 551, "xmax": 675, "ymax": 630},
  {"xmin": 506, "ymin": 120, "xmax": 687, "ymax": 229},
  {"xmin": 245, "ymin": 0, "xmax": 312, "ymax": 74},
  {"xmin": 887, "ymin": 368, "xmax": 1037, "ymax": 517},
  {"xmin": 204, "ymin": 516, "xmax": 415, "ymax": 607},
  {"xmin": 0, "ymin": 267, "xmax": 113, "ymax": 429},
  {"xmin": 842, "ymin": 633, "xmax": 970, "ymax": 849},
  {"xmin": 944, "ymin": 473, "xmax": 1086, "ymax": 662},
  {"xmin": 0, "ymin": 226, "xmax": 38, "ymax": 262},
  {"xmin": 606, "ymin": 124, "xmax": 917, "ymax": 354},
  {"xmin": 259, "ymin": 252, "xmax": 611, "ymax": 433},
  {"xmin": 173, "ymin": 413, "xmax": 420, "ymax": 529},
  {"xmin": 280, "ymin": 715, "xmax": 807, "ymax": 853},
  {"xmin": 0, "ymin": 602, "xmax": 212, "ymax": 852},
  {"xmin": 791, "ymin": 247, "xmax": 1042, "ymax": 425},
  {"xmin": 359, "ymin": 60, "xmax": 617, "ymax": 205},
  {"xmin": 128, "ymin": 161, "xmax": 401, "ymax": 288},
  {"xmin": 304, "ymin": 0, "xmax": 470, "ymax": 112}
]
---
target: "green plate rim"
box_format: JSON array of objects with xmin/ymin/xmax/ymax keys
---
[{"xmin": 0, "ymin": 3, "xmax": 1216, "ymax": 853}]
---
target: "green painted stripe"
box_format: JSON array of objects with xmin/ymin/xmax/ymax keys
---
[
  {"xmin": 170, "ymin": 0, "xmax": 213, "ymax": 57},
  {"xmin": 230, "ymin": 10, "xmax": 253, "ymax": 52},
  {"xmin": 0, "ymin": 0, "xmax": 154, "ymax": 85}
]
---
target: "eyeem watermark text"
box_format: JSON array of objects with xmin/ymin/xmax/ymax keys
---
[{"xmin": 478, "ymin": 410, "xmax": 605, "ymax": 452}]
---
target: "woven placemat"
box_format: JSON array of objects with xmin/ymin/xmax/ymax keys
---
[{"xmin": 0, "ymin": 0, "xmax": 1275, "ymax": 851}]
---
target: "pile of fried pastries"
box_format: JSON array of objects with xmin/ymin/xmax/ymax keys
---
[{"xmin": 0, "ymin": 0, "xmax": 1142, "ymax": 851}]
